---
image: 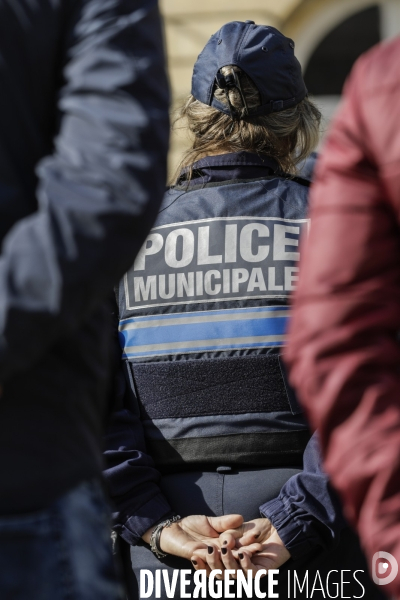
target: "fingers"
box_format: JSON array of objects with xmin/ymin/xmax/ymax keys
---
[
  {"xmin": 237, "ymin": 550, "xmax": 267, "ymax": 577},
  {"xmin": 208, "ymin": 514, "xmax": 243, "ymax": 534},
  {"xmin": 204, "ymin": 544, "xmax": 225, "ymax": 578},
  {"xmin": 237, "ymin": 527, "xmax": 263, "ymax": 547},
  {"xmin": 192, "ymin": 547, "xmax": 209, "ymax": 561},
  {"xmin": 219, "ymin": 526, "xmax": 245, "ymax": 548},
  {"xmin": 193, "ymin": 545, "xmax": 243, "ymax": 579},
  {"xmin": 219, "ymin": 531, "xmax": 238, "ymax": 550},
  {"xmin": 193, "ymin": 545, "xmax": 268, "ymax": 582},
  {"xmin": 191, "ymin": 555, "xmax": 211, "ymax": 577},
  {"xmin": 237, "ymin": 543, "xmax": 263, "ymax": 555},
  {"xmin": 190, "ymin": 545, "xmax": 225, "ymax": 575},
  {"xmin": 236, "ymin": 518, "xmax": 273, "ymax": 547},
  {"xmin": 219, "ymin": 519, "xmax": 264, "ymax": 548},
  {"xmin": 220, "ymin": 546, "xmax": 240, "ymax": 577},
  {"xmin": 251, "ymin": 542, "xmax": 291, "ymax": 571}
]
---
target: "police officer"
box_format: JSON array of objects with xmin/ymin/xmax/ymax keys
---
[{"xmin": 104, "ymin": 21, "xmax": 383, "ymax": 599}]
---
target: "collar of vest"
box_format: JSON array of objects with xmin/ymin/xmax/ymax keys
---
[
  {"xmin": 177, "ymin": 152, "xmax": 280, "ymax": 186},
  {"xmin": 176, "ymin": 152, "xmax": 311, "ymax": 189},
  {"xmin": 188, "ymin": 152, "xmax": 280, "ymax": 171}
]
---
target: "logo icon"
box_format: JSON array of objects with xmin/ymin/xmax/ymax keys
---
[{"xmin": 372, "ymin": 551, "xmax": 398, "ymax": 586}]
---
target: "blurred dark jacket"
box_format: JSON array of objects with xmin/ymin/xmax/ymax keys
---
[
  {"xmin": 285, "ymin": 36, "xmax": 400, "ymax": 598},
  {"xmin": 0, "ymin": 0, "xmax": 169, "ymax": 512}
]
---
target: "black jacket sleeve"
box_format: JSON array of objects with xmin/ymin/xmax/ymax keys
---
[
  {"xmin": 0, "ymin": 0, "xmax": 169, "ymax": 381},
  {"xmin": 104, "ymin": 356, "xmax": 173, "ymax": 545},
  {"xmin": 260, "ymin": 432, "xmax": 347, "ymax": 560}
]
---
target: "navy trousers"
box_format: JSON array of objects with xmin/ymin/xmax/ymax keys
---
[{"xmin": 121, "ymin": 467, "xmax": 385, "ymax": 599}]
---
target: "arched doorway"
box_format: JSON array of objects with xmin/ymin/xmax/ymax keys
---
[
  {"xmin": 304, "ymin": 5, "xmax": 380, "ymax": 96},
  {"xmin": 284, "ymin": 0, "xmax": 400, "ymax": 128}
]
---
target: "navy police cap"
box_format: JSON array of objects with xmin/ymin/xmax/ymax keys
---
[{"xmin": 191, "ymin": 20, "xmax": 308, "ymax": 117}]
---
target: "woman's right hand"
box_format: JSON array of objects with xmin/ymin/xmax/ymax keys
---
[
  {"xmin": 191, "ymin": 518, "xmax": 290, "ymax": 577},
  {"xmin": 142, "ymin": 514, "xmax": 244, "ymax": 561}
]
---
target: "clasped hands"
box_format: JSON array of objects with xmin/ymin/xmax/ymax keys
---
[{"xmin": 143, "ymin": 514, "xmax": 290, "ymax": 578}]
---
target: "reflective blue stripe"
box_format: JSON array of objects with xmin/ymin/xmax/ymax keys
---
[
  {"xmin": 119, "ymin": 306, "xmax": 289, "ymax": 358},
  {"xmin": 122, "ymin": 317, "xmax": 286, "ymax": 346}
]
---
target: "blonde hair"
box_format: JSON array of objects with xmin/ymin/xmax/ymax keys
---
[{"xmin": 173, "ymin": 66, "xmax": 321, "ymax": 184}]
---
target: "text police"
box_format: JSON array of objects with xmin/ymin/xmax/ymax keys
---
[{"xmin": 125, "ymin": 217, "xmax": 308, "ymax": 310}]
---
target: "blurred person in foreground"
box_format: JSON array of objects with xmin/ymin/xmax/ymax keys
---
[
  {"xmin": 105, "ymin": 21, "xmax": 382, "ymax": 600},
  {"xmin": 285, "ymin": 36, "xmax": 400, "ymax": 599},
  {"xmin": 0, "ymin": 0, "xmax": 169, "ymax": 598}
]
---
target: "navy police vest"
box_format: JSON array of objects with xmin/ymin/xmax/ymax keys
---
[{"xmin": 117, "ymin": 174, "xmax": 311, "ymax": 470}]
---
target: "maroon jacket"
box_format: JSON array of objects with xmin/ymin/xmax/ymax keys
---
[{"xmin": 285, "ymin": 37, "xmax": 400, "ymax": 598}]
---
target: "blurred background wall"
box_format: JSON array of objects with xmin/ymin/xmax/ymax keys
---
[{"xmin": 159, "ymin": 0, "xmax": 400, "ymax": 178}]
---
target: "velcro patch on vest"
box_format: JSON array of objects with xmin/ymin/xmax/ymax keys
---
[
  {"xmin": 122, "ymin": 216, "xmax": 309, "ymax": 312},
  {"xmin": 131, "ymin": 354, "xmax": 290, "ymax": 419}
]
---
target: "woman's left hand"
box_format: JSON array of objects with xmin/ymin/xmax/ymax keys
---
[{"xmin": 142, "ymin": 514, "xmax": 244, "ymax": 561}]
